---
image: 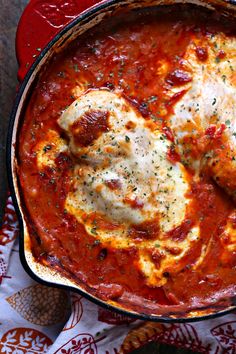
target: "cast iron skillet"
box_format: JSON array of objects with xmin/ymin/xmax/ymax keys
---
[{"xmin": 7, "ymin": 0, "xmax": 236, "ymax": 322}]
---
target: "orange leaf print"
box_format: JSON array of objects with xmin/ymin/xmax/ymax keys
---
[
  {"xmin": 0, "ymin": 195, "xmax": 19, "ymax": 246},
  {"xmin": 98, "ymin": 307, "xmax": 136, "ymax": 325},
  {"xmin": 0, "ymin": 328, "xmax": 52, "ymax": 353},
  {"xmin": 54, "ymin": 333, "xmax": 98, "ymax": 353},
  {"xmin": 7, "ymin": 284, "xmax": 70, "ymax": 326},
  {"xmin": 63, "ymin": 294, "xmax": 83, "ymax": 331}
]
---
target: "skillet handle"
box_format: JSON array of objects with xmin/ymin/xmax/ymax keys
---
[{"xmin": 16, "ymin": 0, "xmax": 104, "ymax": 82}]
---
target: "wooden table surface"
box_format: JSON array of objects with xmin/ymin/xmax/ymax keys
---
[{"xmin": 0, "ymin": 1, "xmax": 198, "ymax": 353}]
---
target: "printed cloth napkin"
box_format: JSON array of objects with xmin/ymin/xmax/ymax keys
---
[{"xmin": 1, "ymin": 195, "xmax": 236, "ymax": 354}]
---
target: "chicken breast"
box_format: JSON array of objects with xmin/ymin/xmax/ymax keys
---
[
  {"xmin": 58, "ymin": 89, "xmax": 201, "ymax": 286},
  {"xmin": 167, "ymin": 34, "xmax": 236, "ymax": 198}
]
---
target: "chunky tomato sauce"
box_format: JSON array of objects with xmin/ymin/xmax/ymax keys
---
[{"xmin": 18, "ymin": 5, "xmax": 236, "ymax": 316}]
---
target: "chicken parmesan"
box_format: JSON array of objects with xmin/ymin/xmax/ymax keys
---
[{"xmin": 18, "ymin": 5, "xmax": 236, "ymax": 315}]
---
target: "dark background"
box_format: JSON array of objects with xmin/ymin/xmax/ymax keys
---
[
  {"xmin": 0, "ymin": 1, "xmax": 197, "ymax": 352},
  {"xmin": 0, "ymin": 0, "xmax": 29, "ymax": 220}
]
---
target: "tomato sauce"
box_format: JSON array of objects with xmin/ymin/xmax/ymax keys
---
[{"xmin": 18, "ymin": 5, "xmax": 236, "ymax": 315}]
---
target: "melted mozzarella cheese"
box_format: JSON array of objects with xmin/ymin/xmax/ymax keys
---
[
  {"xmin": 168, "ymin": 35, "xmax": 236, "ymax": 195},
  {"xmin": 170, "ymin": 43, "xmax": 236, "ymax": 138},
  {"xmin": 58, "ymin": 90, "xmax": 200, "ymax": 286},
  {"xmin": 59, "ymin": 90, "xmax": 190, "ymax": 230}
]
